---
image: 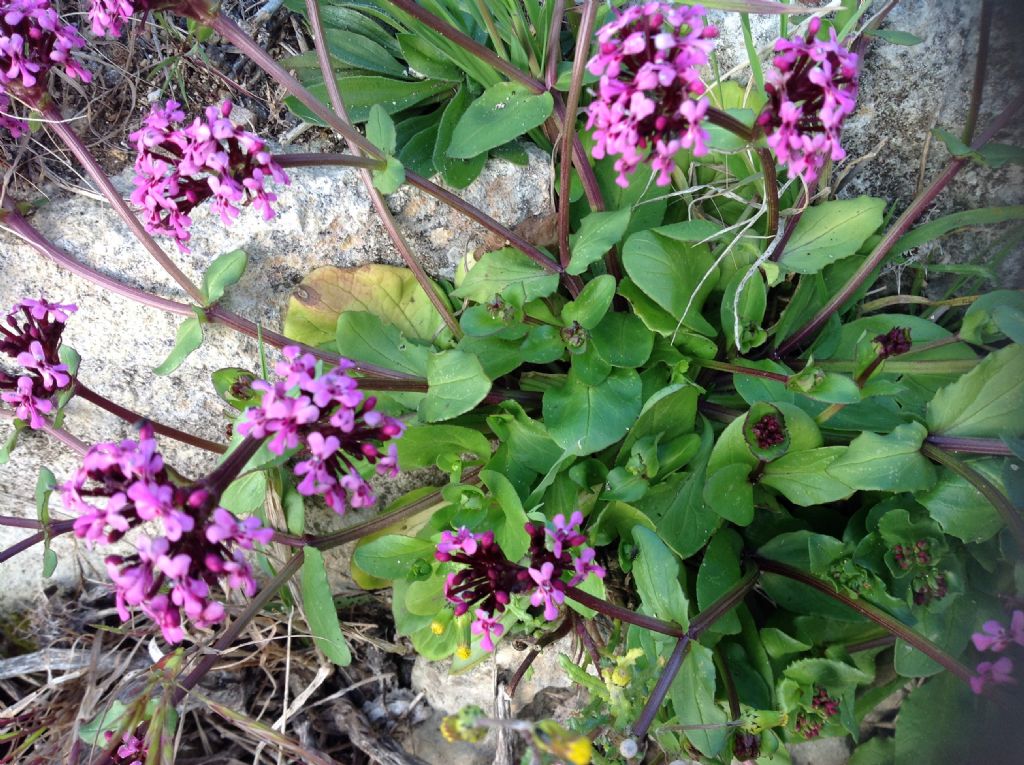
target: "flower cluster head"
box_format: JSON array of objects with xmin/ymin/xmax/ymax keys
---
[
  {"xmin": 751, "ymin": 413, "xmax": 785, "ymax": 449},
  {"xmin": 63, "ymin": 423, "xmax": 273, "ymax": 643},
  {"xmin": 130, "ymin": 99, "xmax": 289, "ymax": 252},
  {"xmin": 237, "ymin": 346, "xmax": 403, "ymax": 516},
  {"xmin": 0, "ymin": 0, "xmax": 91, "ymax": 109},
  {"xmin": 757, "ymin": 17, "xmax": 858, "ymax": 185},
  {"xmin": 586, "ymin": 2, "xmax": 717, "ymax": 187},
  {"xmin": 874, "ymin": 326, "xmax": 912, "ymax": 358},
  {"xmin": 0, "ymin": 297, "xmax": 76, "ymax": 428},
  {"xmin": 794, "ymin": 686, "xmax": 839, "ymax": 740},
  {"xmin": 437, "ymin": 511, "xmax": 605, "ymax": 652},
  {"xmin": 970, "ymin": 610, "xmax": 1024, "ymax": 694}
]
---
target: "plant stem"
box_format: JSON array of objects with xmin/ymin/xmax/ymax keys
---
[
  {"xmin": 697, "ymin": 358, "xmax": 789, "ymax": 382},
  {"xmin": 6, "ymin": 203, "xmax": 423, "ymax": 381},
  {"xmin": 921, "ymin": 443, "xmax": 1024, "ymax": 547},
  {"xmin": 39, "ymin": 419, "xmax": 87, "ymax": 455},
  {"xmin": 304, "ymin": 0, "xmax": 462, "ymax": 338},
  {"xmin": 273, "ymin": 153, "xmax": 382, "ymax": 171},
  {"xmin": 754, "ymin": 556, "xmax": 976, "ymax": 684},
  {"xmin": 310, "ymin": 469, "xmax": 481, "ymax": 550},
  {"xmin": 630, "ymin": 568, "xmax": 759, "ymax": 740},
  {"xmin": 757, "ymin": 148, "xmax": 780, "ymax": 237},
  {"xmin": 37, "ymin": 102, "xmax": 205, "ymax": 306},
  {"xmin": 707, "ymin": 107, "xmax": 756, "ymax": 142},
  {"xmin": 203, "ymin": 436, "xmax": 265, "ymax": 500},
  {"xmin": 564, "ymin": 586, "xmax": 684, "ymax": 638},
  {"xmin": 558, "ymin": 0, "xmax": 597, "ymax": 270},
  {"xmin": 543, "ymin": 0, "xmax": 565, "ymax": 89},
  {"xmin": 170, "ymin": 550, "xmax": 305, "ymax": 707},
  {"xmin": 924, "ymin": 435, "xmax": 1013, "ymax": 456},
  {"xmin": 963, "ymin": 0, "xmax": 993, "ymax": 144},
  {"xmin": 0, "ymin": 520, "xmax": 74, "ymax": 565},
  {"xmin": 775, "ymin": 90, "xmax": 1024, "ymax": 357},
  {"xmin": 75, "ymin": 382, "xmax": 227, "ymax": 454}
]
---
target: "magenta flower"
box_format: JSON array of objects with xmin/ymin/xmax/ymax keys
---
[
  {"xmin": 238, "ymin": 346, "xmax": 404, "ymax": 516},
  {"xmin": 104, "ymin": 729, "xmax": 147, "ymax": 765},
  {"xmin": 757, "ymin": 18, "xmax": 859, "ymax": 185},
  {"xmin": 64, "ymin": 423, "xmax": 273, "ymax": 643},
  {"xmin": 129, "ymin": 99, "xmax": 289, "ymax": 252},
  {"xmin": 88, "ymin": 0, "xmax": 140, "ymax": 37},
  {"xmin": 971, "ymin": 656, "xmax": 1016, "ymax": 695},
  {"xmin": 0, "ymin": 297, "xmax": 76, "ymax": 429},
  {"xmin": 0, "ymin": 91, "xmax": 26, "ymax": 137},
  {"xmin": 437, "ymin": 513, "xmax": 604, "ymax": 651},
  {"xmin": 0, "ymin": 0, "xmax": 91, "ymax": 108},
  {"xmin": 471, "ymin": 608, "xmax": 505, "ymax": 652},
  {"xmin": 972, "ymin": 611, "xmax": 1024, "ymax": 653},
  {"xmin": 586, "ymin": 2, "xmax": 717, "ymax": 187}
]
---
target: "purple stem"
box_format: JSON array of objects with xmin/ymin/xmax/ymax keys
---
[
  {"xmin": 0, "ymin": 519, "xmax": 75, "ymax": 565},
  {"xmin": 76, "ymin": 382, "xmax": 227, "ymax": 454},
  {"xmin": 775, "ymin": 91, "xmax": 1024, "ymax": 357},
  {"xmin": 755, "ymin": 556, "xmax": 976, "ymax": 684},
  {"xmin": 303, "ymin": 0, "xmax": 462, "ymax": 338},
  {"xmin": 37, "ymin": 101, "xmax": 205, "ymax": 306},
  {"xmin": 925, "ymin": 435, "xmax": 1013, "ymax": 456}
]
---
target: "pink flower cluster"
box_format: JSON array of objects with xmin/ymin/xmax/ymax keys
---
[
  {"xmin": 969, "ymin": 610, "xmax": 1023, "ymax": 694},
  {"xmin": 129, "ymin": 99, "xmax": 289, "ymax": 252},
  {"xmin": 0, "ymin": 297, "xmax": 76, "ymax": 428},
  {"xmin": 63, "ymin": 423, "xmax": 273, "ymax": 643},
  {"xmin": 237, "ymin": 346, "xmax": 403, "ymax": 516},
  {"xmin": 757, "ymin": 18, "xmax": 859, "ymax": 185},
  {"xmin": 89, "ymin": 0, "xmax": 144, "ymax": 38},
  {"xmin": 105, "ymin": 729, "xmax": 146, "ymax": 765},
  {"xmin": 437, "ymin": 512, "xmax": 605, "ymax": 652},
  {"xmin": 586, "ymin": 2, "xmax": 717, "ymax": 187},
  {"xmin": 0, "ymin": 0, "xmax": 92, "ymax": 135}
]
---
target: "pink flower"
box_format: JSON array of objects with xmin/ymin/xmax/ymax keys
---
[
  {"xmin": 757, "ymin": 18, "xmax": 859, "ymax": 185},
  {"xmin": 528, "ymin": 561, "xmax": 565, "ymax": 621},
  {"xmin": 546, "ymin": 511, "xmax": 586, "ymax": 558},
  {"xmin": 972, "ymin": 611, "xmax": 1024, "ymax": 653},
  {"xmin": 437, "ymin": 527, "xmax": 480, "ymax": 557},
  {"xmin": 971, "ymin": 656, "xmax": 1016, "ymax": 695},
  {"xmin": 471, "ymin": 608, "xmax": 505, "ymax": 652},
  {"xmin": 0, "ymin": 0, "xmax": 91, "ymax": 101},
  {"xmin": 586, "ymin": 2, "xmax": 717, "ymax": 187},
  {"xmin": 129, "ymin": 100, "xmax": 289, "ymax": 252}
]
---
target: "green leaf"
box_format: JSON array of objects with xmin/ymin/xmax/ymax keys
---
[
  {"xmin": 704, "ymin": 463, "xmax": 755, "ymax": 525},
  {"xmin": 323, "ymin": 28, "xmax": 406, "ymax": 76},
  {"xmin": 220, "ymin": 472, "xmax": 267, "ymax": 517},
  {"xmin": 865, "ymin": 29, "xmax": 923, "ymax": 45},
  {"xmin": 961, "ymin": 290, "xmax": 1024, "ymax": 344},
  {"xmin": 420, "ymin": 350, "xmax": 492, "ymax": 422},
  {"xmin": 894, "ymin": 674, "xmax": 973, "ymax": 765},
  {"xmin": 397, "ymin": 424, "xmax": 492, "ymax": 470},
  {"xmin": 202, "ymin": 249, "xmax": 247, "ymax": 306},
  {"xmin": 621, "ymin": 229, "xmax": 718, "ymax": 335},
  {"xmin": 397, "ymin": 33, "xmax": 464, "ymax": 81},
  {"xmin": 481, "ymin": 469, "xmax": 530, "ymax": 562},
  {"xmin": 432, "ymin": 85, "xmax": 487, "ymax": 188},
  {"xmin": 778, "ymin": 197, "xmax": 886, "ymax": 274},
  {"xmin": 784, "ymin": 657, "xmax": 871, "ymax": 688},
  {"xmin": 336, "ymin": 311, "xmax": 429, "ymax": 377},
  {"xmin": 589, "ymin": 312, "xmax": 653, "ymax": 368},
  {"xmin": 926, "ymin": 344, "xmax": 1024, "ymax": 437},
  {"xmin": 697, "ymin": 529, "xmax": 743, "ymax": 634},
  {"xmin": 562, "ymin": 275, "xmax": 616, "ymax": 329},
  {"xmin": 152, "ymin": 317, "xmax": 203, "ymax": 375},
  {"xmin": 670, "ymin": 643, "xmax": 728, "ymax": 757},
  {"xmin": 212, "ymin": 367, "xmax": 260, "ymax": 411},
  {"xmin": 287, "ymin": 264, "xmax": 449, "ymax": 348},
  {"xmin": 353, "ymin": 535, "xmax": 437, "ymax": 580},
  {"xmin": 448, "ymin": 82, "xmax": 553, "ymax": 158},
  {"xmin": 722, "ymin": 267, "xmax": 767, "ymax": 352},
  {"xmin": 366, "ymin": 103, "xmax": 397, "ymax": 154},
  {"xmin": 35, "ymin": 467, "xmax": 57, "ymax": 577},
  {"xmin": 284, "ymin": 77, "xmax": 452, "ymax": 126},
  {"xmin": 787, "ymin": 367, "xmax": 862, "ymax": 404},
  {"xmin": 891, "ymin": 206, "xmax": 1024, "ymax": 258},
  {"xmin": 826, "ymin": 422, "xmax": 936, "ymax": 492},
  {"xmin": 543, "ymin": 368, "xmax": 642, "ymax": 455},
  {"xmin": 760, "ymin": 627, "xmax": 811, "ymax": 658},
  {"xmin": 761, "ymin": 447, "xmax": 853, "ymax": 506},
  {"xmin": 371, "ymin": 155, "xmax": 406, "ymax": 194},
  {"xmin": 917, "ymin": 458, "xmax": 1007, "ymax": 542},
  {"xmin": 453, "ymin": 247, "xmax": 560, "ymax": 305},
  {"xmin": 632, "ymin": 525, "xmax": 689, "ymax": 627},
  {"xmin": 301, "ymin": 547, "xmax": 351, "ymax": 665},
  {"xmin": 567, "ymin": 208, "xmax": 631, "ymax": 275}
]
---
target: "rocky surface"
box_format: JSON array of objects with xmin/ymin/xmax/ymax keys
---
[{"xmin": 0, "ymin": 148, "xmax": 552, "ymax": 611}]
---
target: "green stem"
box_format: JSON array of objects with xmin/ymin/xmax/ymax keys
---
[
  {"xmin": 473, "ymin": 0, "xmax": 509, "ymax": 62},
  {"xmin": 775, "ymin": 90, "xmax": 1024, "ymax": 357},
  {"xmin": 304, "ymin": 0, "xmax": 462, "ymax": 338},
  {"xmin": 754, "ymin": 556, "xmax": 976, "ymax": 684},
  {"xmin": 920, "ymin": 443, "xmax": 1024, "ymax": 548}
]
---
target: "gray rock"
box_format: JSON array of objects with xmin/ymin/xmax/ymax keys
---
[
  {"xmin": 711, "ymin": 0, "xmax": 1024, "ymax": 289},
  {"xmin": 0, "ymin": 148, "xmax": 551, "ymax": 613}
]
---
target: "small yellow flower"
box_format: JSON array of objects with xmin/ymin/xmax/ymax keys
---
[
  {"xmin": 532, "ymin": 720, "xmax": 592, "ymax": 765},
  {"xmin": 456, "ymin": 645, "xmax": 472, "ymax": 660},
  {"xmin": 430, "ymin": 620, "xmax": 445, "ymax": 635}
]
